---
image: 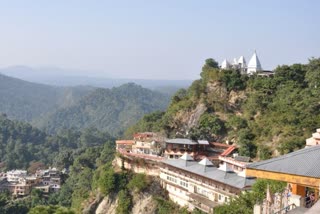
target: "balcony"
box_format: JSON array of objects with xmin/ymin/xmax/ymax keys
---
[{"xmin": 188, "ymin": 193, "xmax": 219, "ymax": 213}]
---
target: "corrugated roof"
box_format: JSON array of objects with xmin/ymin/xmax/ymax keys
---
[
  {"xmin": 234, "ymin": 156, "xmax": 250, "ymax": 162},
  {"xmin": 166, "ymin": 138, "xmax": 198, "ymax": 145},
  {"xmin": 220, "ymin": 145, "xmax": 236, "ymax": 156},
  {"xmin": 247, "ymin": 145, "xmax": 320, "ymax": 178},
  {"xmin": 198, "ymin": 140, "xmax": 209, "ymax": 145},
  {"xmin": 162, "ymin": 159, "xmax": 255, "ymax": 189},
  {"xmin": 116, "ymin": 140, "xmax": 135, "ymax": 145}
]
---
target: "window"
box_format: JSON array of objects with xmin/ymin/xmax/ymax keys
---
[
  {"xmin": 167, "ymin": 175, "xmax": 177, "ymax": 183},
  {"xmin": 219, "ymin": 195, "xmax": 222, "ymax": 200},
  {"xmin": 180, "ymin": 180, "xmax": 188, "ymax": 188},
  {"xmin": 197, "ymin": 186, "xmax": 209, "ymax": 198}
]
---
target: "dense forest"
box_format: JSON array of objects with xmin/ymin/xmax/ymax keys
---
[
  {"xmin": 126, "ymin": 58, "xmax": 320, "ymax": 159},
  {"xmin": 0, "ymin": 114, "xmax": 114, "ymax": 172},
  {"xmin": 0, "ymin": 74, "xmax": 171, "ymax": 137},
  {"xmin": 34, "ymin": 83, "xmax": 170, "ymax": 136}
]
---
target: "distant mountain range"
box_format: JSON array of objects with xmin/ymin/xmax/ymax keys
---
[
  {"xmin": 33, "ymin": 83, "xmax": 170, "ymax": 136},
  {"xmin": 0, "ymin": 73, "xmax": 171, "ymax": 136},
  {"xmin": 0, "ymin": 73, "xmax": 93, "ymax": 122},
  {"xmin": 0, "ymin": 65, "xmax": 192, "ymax": 94}
]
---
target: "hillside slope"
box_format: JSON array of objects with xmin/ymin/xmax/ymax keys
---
[
  {"xmin": 35, "ymin": 83, "xmax": 171, "ymax": 136},
  {"xmin": 126, "ymin": 58, "xmax": 320, "ymax": 159},
  {"xmin": 0, "ymin": 73, "xmax": 93, "ymax": 122}
]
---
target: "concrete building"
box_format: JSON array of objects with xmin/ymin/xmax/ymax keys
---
[
  {"xmin": 306, "ymin": 128, "xmax": 320, "ymax": 147},
  {"xmin": 164, "ymin": 138, "xmax": 209, "ymax": 159},
  {"xmin": 247, "ymin": 145, "xmax": 320, "ymax": 208},
  {"xmin": 6, "ymin": 170, "xmax": 27, "ymax": 182},
  {"xmin": 0, "ymin": 168, "xmax": 62, "ymax": 197},
  {"xmin": 132, "ymin": 132, "xmax": 164, "ymax": 156},
  {"xmin": 160, "ymin": 153, "xmax": 255, "ymax": 213},
  {"xmin": 36, "ymin": 168, "xmax": 61, "ymax": 192},
  {"xmin": 0, "ymin": 176, "xmax": 40, "ymax": 196},
  {"xmin": 116, "ymin": 140, "xmax": 135, "ymax": 153}
]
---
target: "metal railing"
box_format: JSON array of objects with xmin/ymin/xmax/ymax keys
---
[{"xmin": 272, "ymin": 203, "xmax": 296, "ymax": 214}]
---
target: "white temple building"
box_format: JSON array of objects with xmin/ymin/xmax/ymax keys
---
[
  {"xmin": 247, "ymin": 51, "xmax": 262, "ymax": 74},
  {"xmin": 221, "ymin": 51, "xmax": 264, "ymax": 75}
]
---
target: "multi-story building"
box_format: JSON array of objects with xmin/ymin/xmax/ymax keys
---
[
  {"xmin": 116, "ymin": 140, "xmax": 135, "ymax": 153},
  {"xmin": 164, "ymin": 138, "xmax": 210, "ymax": 160},
  {"xmin": 116, "ymin": 132, "xmax": 165, "ymax": 157},
  {"xmin": 35, "ymin": 168, "xmax": 61, "ymax": 192},
  {"xmin": 0, "ymin": 168, "xmax": 62, "ymax": 197},
  {"xmin": 0, "ymin": 176, "xmax": 40, "ymax": 196},
  {"xmin": 160, "ymin": 153, "xmax": 255, "ymax": 213},
  {"xmin": 131, "ymin": 132, "xmax": 164, "ymax": 156},
  {"xmin": 6, "ymin": 170, "xmax": 27, "ymax": 182}
]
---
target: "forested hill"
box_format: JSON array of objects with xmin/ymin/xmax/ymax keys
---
[
  {"xmin": 34, "ymin": 83, "xmax": 171, "ymax": 136},
  {"xmin": 0, "ymin": 114, "xmax": 114, "ymax": 171},
  {"xmin": 126, "ymin": 58, "xmax": 320, "ymax": 159},
  {"xmin": 0, "ymin": 73, "xmax": 93, "ymax": 122}
]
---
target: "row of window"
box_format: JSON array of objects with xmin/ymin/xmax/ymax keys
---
[
  {"xmin": 166, "ymin": 173, "xmax": 189, "ymax": 189},
  {"xmin": 180, "ymin": 180, "xmax": 188, "ymax": 188},
  {"xmin": 167, "ymin": 175, "xmax": 177, "ymax": 183}
]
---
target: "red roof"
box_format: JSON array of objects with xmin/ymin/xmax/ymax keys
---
[
  {"xmin": 220, "ymin": 145, "xmax": 236, "ymax": 157},
  {"xmin": 133, "ymin": 132, "xmax": 154, "ymax": 139},
  {"xmin": 116, "ymin": 140, "xmax": 135, "ymax": 145}
]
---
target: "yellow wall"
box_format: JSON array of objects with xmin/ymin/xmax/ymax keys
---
[{"xmin": 246, "ymin": 168, "xmax": 320, "ymax": 189}]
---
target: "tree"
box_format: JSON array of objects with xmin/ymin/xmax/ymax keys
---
[
  {"xmin": 305, "ymin": 58, "xmax": 320, "ymax": 91},
  {"xmin": 28, "ymin": 205, "xmax": 75, "ymax": 214},
  {"xmin": 127, "ymin": 173, "xmax": 148, "ymax": 193},
  {"xmin": 251, "ymin": 179, "xmax": 286, "ymax": 203},
  {"xmin": 205, "ymin": 58, "xmax": 219, "ymax": 68},
  {"xmin": 99, "ymin": 167, "xmax": 116, "ymax": 195},
  {"xmin": 219, "ymin": 70, "xmax": 246, "ymax": 91},
  {"xmin": 116, "ymin": 190, "xmax": 132, "ymax": 214},
  {"xmin": 31, "ymin": 189, "xmax": 46, "ymax": 207},
  {"xmin": 191, "ymin": 113, "xmax": 225, "ymax": 141}
]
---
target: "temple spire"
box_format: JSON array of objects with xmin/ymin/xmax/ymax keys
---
[{"xmin": 247, "ymin": 50, "xmax": 262, "ymax": 74}]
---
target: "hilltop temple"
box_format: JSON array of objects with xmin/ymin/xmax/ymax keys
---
[{"xmin": 220, "ymin": 51, "xmax": 265, "ymax": 75}]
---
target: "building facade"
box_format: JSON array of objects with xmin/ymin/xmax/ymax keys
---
[
  {"xmin": 160, "ymin": 153, "xmax": 255, "ymax": 213},
  {"xmin": 306, "ymin": 128, "xmax": 320, "ymax": 147},
  {"xmin": 0, "ymin": 168, "xmax": 62, "ymax": 197}
]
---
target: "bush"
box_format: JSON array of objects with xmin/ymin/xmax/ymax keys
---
[
  {"xmin": 116, "ymin": 190, "xmax": 132, "ymax": 214},
  {"xmin": 127, "ymin": 173, "xmax": 148, "ymax": 193}
]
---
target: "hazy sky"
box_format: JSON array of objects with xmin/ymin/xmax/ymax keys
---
[{"xmin": 0, "ymin": 0, "xmax": 319, "ymax": 80}]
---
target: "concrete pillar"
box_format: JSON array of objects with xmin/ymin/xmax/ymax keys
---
[
  {"xmin": 314, "ymin": 188, "xmax": 319, "ymax": 201},
  {"xmin": 253, "ymin": 204, "xmax": 262, "ymax": 214}
]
